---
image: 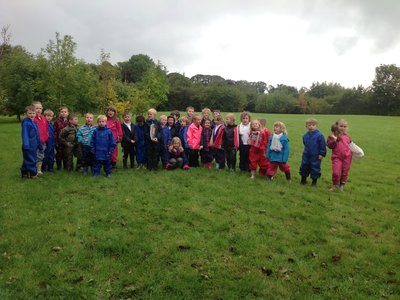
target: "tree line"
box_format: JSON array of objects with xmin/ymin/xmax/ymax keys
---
[{"xmin": 1, "ymin": 29, "xmax": 399, "ymax": 119}]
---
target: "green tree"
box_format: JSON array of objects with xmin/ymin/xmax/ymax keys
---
[
  {"xmin": 119, "ymin": 54, "xmax": 155, "ymax": 84},
  {"xmin": 0, "ymin": 46, "xmax": 41, "ymax": 119},
  {"xmin": 371, "ymin": 64, "xmax": 400, "ymax": 115}
]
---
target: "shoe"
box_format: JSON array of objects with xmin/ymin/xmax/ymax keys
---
[
  {"xmin": 215, "ymin": 163, "xmax": 219, "ymax": 169},
  {"xmin": 285, "ymin": 172, "xmax": 291, "ymax": 183},
  {"xmin": 300, "ymin": 176, "xmax": 307, "ymax": 185},
  {"xmin": 183, "ymin": 164, "xmax": 190, "ymax": 170},
  {"xmin": 166, "ymin": 163, "xmax": 173, "ymax": 169},
  {"xmin": 266, "ymin": 175, "xmax": 273, "ymax": 181},
  {"xmin": 311, "ymin": 179, "xmax": 317, "ymax": 187},
  {"xmin": 106, "ymin": 174, "xmax": 111, "ymax": 178},
  {"xmin": 83, "ymin": 167, "xmax": 88, "ymax": 176},
  {"xmin": 329, "ymin": 185, "xmax": 339, "ymax": 192},
  {"xmin": 339, "ymin": 182, "xmax": 345, "ymax": 192}
]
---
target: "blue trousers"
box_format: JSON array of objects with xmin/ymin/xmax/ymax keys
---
[{"xmin": 92, "ymin": 159, "xmax": 112, "ymax": 176}]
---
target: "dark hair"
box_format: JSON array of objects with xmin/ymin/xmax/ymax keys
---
[
  {"xmin": 136, "ymin": 115, "xmax": 145, "ymax": 124},
  {"xmin": 68, "ymin": 113, "xmax": 77, "ymax": 120},
  {"xmin": 201, "ymin": 118, "xmax": 212, "ymax": 126},
  {"xmin": 171, "ymin": 110, "xmax": 180, "ymax": 118}
]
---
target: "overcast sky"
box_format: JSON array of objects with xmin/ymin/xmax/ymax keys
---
[{"xmin": 2, "ymin": 0, "xmax": 400, "ymax": 88}]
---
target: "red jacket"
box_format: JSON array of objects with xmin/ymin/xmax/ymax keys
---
[
  {"xmin": 209, "ymin": 124, "xmax": 225, "ymax": 149},
  {"xmin": 107, "ymin": 117, "xmax": 123, "ymax": 143},
  {"xmin": 34, "ymin": 114, "xmax": 49, "ymax": 144},
  {"xmin": 187, "ymin": 123, "xmax": 203, "ymax": 150}
]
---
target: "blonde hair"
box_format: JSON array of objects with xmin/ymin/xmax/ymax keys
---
[
  {"xmin": 148, "ymin": 108, "xmax": 157, "ymax": 115},
  {"xmin": 169, "ymin": 137, "xmax": 184, "ymax": 152},
  {"xmin": 306, "ymin": 118, "xmax": 318, "ymax": 126},
  {"xmin": 43, "ymin": 109, "xmax": 54, "ymax": 116},
  {"xmin": 226, "ymin": 113, "xmax": 235, "ymax": 122},
  {"xmin": 201, "ymin": 107, "xmax": 212, "ymax": 117},
  {"xmin": 240, "ymin": 111, "xmax": 251, "ymax": 122},
  {"xmin": 250, "ymin": 119, "xmax": 262, "ymax": 133},
  {"xmin": 273, "ymin": 121, "xmax": 287, "ymax": 135},
  {"xmin": 97, "ymin": 114, "xmax": 107, "ymax": 122},
  {"xmin": 160, "ymin": 114, "xmax": 167, "ymax": 121}
]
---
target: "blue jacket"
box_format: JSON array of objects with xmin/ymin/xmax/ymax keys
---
[
  {"xmin": 302, "ymin": 130, "xmax": 326, "ymax": 160},
  {"xmin": 90, "ymin": 126, "xmax": 116, "ymax": 161},
  {"xmin": 266, "ymin": 134, "xmax": 290, "ymax": 163},
  {"xmin": 22, "ymin": 118, "xmax": 41, "ymax": 151},
  {"xmin": 47, "ymin": 121, "xmax": 55, "ymax": 149},
  {"xmin": 179, "ymin": 125, "xmax": 189, "ymax": 150}
]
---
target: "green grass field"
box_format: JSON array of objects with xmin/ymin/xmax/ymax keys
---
[{"xmin": 0, "ymin": 113, "xmax": 399, "ymax": 299}]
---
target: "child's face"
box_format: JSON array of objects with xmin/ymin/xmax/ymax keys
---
[
  {"xmin": 123, "ymin": 115, "xmax": 131, "ymax": 123},
  {"xmin": 107, "ymin": 110, "xmax": 115, "ymax": 118},
  {"xmin": 173, "ymin": 114, "xmax": 179, "ymax": 121},
  {"xmin": 85, "ymin": 114, "xmax": 94, "ymax": 125},
  {"xmin": 242, "ymin": 115, "xmax": 250, "ymax": 125},
  {"xmin": 214, "ymin": 119, "xmax": 221, "ymax": 125},
  {"xmin": 274, "ymin": 125, "xmax": 282, "ymax": 134},
  {"xmin": 180, "ymin": 119, "xmax": 187, "ymax": 126},
  {"xmin": 160, "ymin": 117, "xmax": 167, "ymax": 126},
  {"xmin": 226, "ymin": 117, "xmax": 234, "ymax": 125},
  {"xmin": 173, "ymin": 141, "xmax": 180, "ymax": 149},
  {"xmin": 167, "ymin": 118, "xmax": 174, "ymax": 126},
  {"xmin": 147, "ymin": 112, "xmax": 155, "ymax": 120},
  {"xmin": 187, "ymin": 108, "xmax": 194, "ymax": 117},
  {"xmin": 34, "ymin": 104, "xmax": 43, "ymax": 116},
  {"xmin": 26, "ymin": 110, "xmax": 36, "ymax": 120},
  {"xmin": 338, "ymin": 122, "xmax": 347, "ymax": 133},
  {"xmin": 204, "ymin": 120, "xmax": 211, "ymax": 129},
  {"xmin": 213, "ymin": 111, "xmax": 220, "ymax": 118},
  {"xmin": 98, "ymin": 119, "xmax": 106, "ymax": 127},
  {"xmin": 59, "ymin": 109, "xmax": 68, "ymax": 119},
  {"xmin": 194, "ymin": 117, "xmax": 201, "ymax": 126},
  {"xmin": 45, "ymin": 114, "xmax": 54, "ymax": 122},
  {"xmin": 70, "ymin": 117, "xmax": 79, "ymax": 126},
  {"xmin": 252, "ymin": 121, "xmax": 260, "ymax": 130},
  {"xmin": 306, "ymin": 123, "xmax": 317, "ymax": 132},
  {"xmin": 203, "ymin": 112, "xmax": 210, "ymax": 119}
]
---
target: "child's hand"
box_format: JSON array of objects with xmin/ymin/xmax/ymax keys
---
[
  {"xmin": 199, "ymin": 146, "xmax": 203, "ymax": 150},
  {"xmin": 152, "ymin": 138, "xmax": 158, "ymax": 142},
  {"xmin": 131, "ymin": 140, "xmax": 135, "ymax": 144},
  {"xmin": 330, "ymin": 134, "xmax": 337, "ymax": 141},
  {"xmin": 318, "ymin": 155, "xmax": 324, "ymax": 160}
]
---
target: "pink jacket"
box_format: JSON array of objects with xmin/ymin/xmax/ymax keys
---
[
  {"xmin": 187, "ymin": 123, "xmax": 203, "ymax": 150},
  {"xmin": 34, "ymin": 114, "xmax": 49, "ymax": 144},
  {"xmin": 327, "ymin": 133, "xmax": 352, "ymax": 160},
  {"xmin": 106, "ymin": 117, "xmax": 123, "ymax": 143}
]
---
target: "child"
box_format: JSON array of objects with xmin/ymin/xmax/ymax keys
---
[
  {"xmin": 54, "ymin": 106, "xmax": 69, "ymax": 170},
  {"xmin": 106, "ymin": 106, "xmax": 123, "ymax": 168},
  {"xmin": 299, "ymin": 118, "xmax": 326, "ymax": 186},
  {"xmin": 327, "ymin": 119, "xmax": 352, "ymax": 191},
  {"xmin": 77, "ymin": 112, "xmax": 96, "ymax": 175},
  {"xmin": 168, "ymin": 115, "xmax": 178, "ymax": 138},
  {"xmin": 266, "ymin": 121, "xmax": 291, "ymax": 182},
  {"xmin": 167, "ymin": 137, "xmax": 189, "ymax": 169},
  {"xmin": 91, "ymin": 115, "xmax": 116, "ymax": 177},
  {"xmin": 170, "ymin": 110, "xmax": 181, "ymax": 137},
  {"xmin": 209, "ymin": 115, "xmax": 225, "ymax": 169},
  {"xmin": 32, "ymin": 101, "xmax": 49, "ymax": 174},
  {"xmin": 201, "ymin": 107, "xmax": 212, "ymax": 120},
  {"xmin": 223, "ymin": 113, "xmax": 239, "ymax": 171},
  {"xmin": 20, "ymin": 105, "xmax": 41, "ymax": 178},
  {"xmin": 121, "ymin": 111, "xmax": 136, "ymax": 169},
  {"xmin": 159, "ymin": 115, "xmax": 171, "ymax": 168},
  {"xmin": 200, "ymin": 118, "xmax": 213, "ymax": 169},
  {"xmin": 135, "ymin": 115, "xmax": 146, "ymax": 169},
  {"xmin": 238, "ymin": 111, "xmax": 251, "ymax": 172},
  {"xmin": 59, "ymin": 114, "xmax": 79, "ymax": 172},
  {"xmin": 179, "ymin": 117, "xmax": 190, "ymax": 160},
  {"xmin": 186, "ymin": 106, "xmax": 195, "ymax": 124},
  {"xmin": 211, "ymin": 109, "xmax": 221, "ymax": 128},
  {"xmin": 144, "ymin": 108, "xmax": 161, "ymax": 171},
  {"xmin": 248, "ymin": 119, "xmax": 271, "ymax": 179},
  {"xmin": 42, "ymin": 109, "xmax": 55, "ymax": 172},
  {"xmin": 186, "ymin": 115, "xmax": 202, "ymax": 167},
  {"xmin": 259, "ymin": 118, "xmax": 273, "ymax": 175}
]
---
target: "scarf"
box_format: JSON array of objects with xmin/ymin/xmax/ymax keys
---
[{"xmin": 270, "ymin": 133, "xmax": 283, "ymax": 151}]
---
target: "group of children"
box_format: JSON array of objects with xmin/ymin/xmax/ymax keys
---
[{"xmin": 21, "ymin": 103, "xmax": 356, "ymax": 191}]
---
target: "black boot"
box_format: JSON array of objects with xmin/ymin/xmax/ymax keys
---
[
  {"xmin": 123, "ymin": 159, "xmax": 128, "ymax": 169},
  {"xmin": 285, "ymin": 172, "xmax": 291, "ymax": 183},
  {"xmin": 300, "ymin": 176, "xmax": 307, "ymax": 185},
  {"xmin": 311, "ymin": 179, "xmax": 317, "ymax": 186}
]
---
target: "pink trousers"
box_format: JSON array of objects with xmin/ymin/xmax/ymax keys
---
[
  {"xmin": 267, "ymin": 162, "xmax": 290, "ymax": 177},
  {"xmin": 331, "ymin": 156, "xmax": 352, "ymax": 185}
]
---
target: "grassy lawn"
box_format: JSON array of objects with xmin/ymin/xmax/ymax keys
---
[{"xmin": 0, "ymin": 113, "xmax": 399, "ymax": 299}]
